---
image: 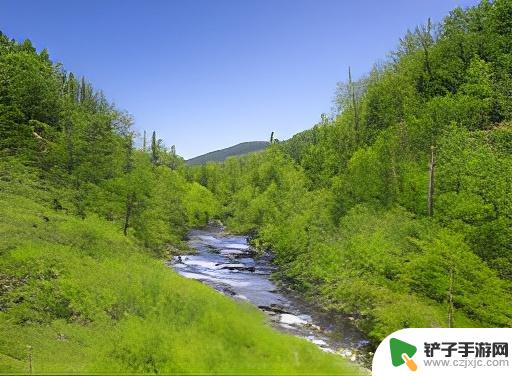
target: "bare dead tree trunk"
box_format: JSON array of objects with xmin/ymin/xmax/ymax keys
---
[
  {"xmin": 123, "ymin": 193, "xmax": 134, "ymax": 236},
  {"xmin": 448, "ymin": 267, "xmax": 454, "ymax": 328},
  {"xmin": 419, "ymin": 18, "xmax": 434, "ymax": 79},
  {"xmin": 349, "ymin": 66, "xmax": 360, "ymax": 145},
  {"xmin": 428, "ymin": 145, "xmax": 436, "ymax": 216},
  {"xmin": 143, "ymin": 130, "xmax": 147, "ymax": 152}
]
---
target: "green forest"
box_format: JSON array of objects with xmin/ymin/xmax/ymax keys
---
[
  {"xmin": 0, "ymin": 29, "xmax": 356, "ymax": 375},
  {"xmin": 1, "ymin": 0, "xmax": 511, "ymax": 374},
  {"xmin": 189, "ymin": 0, "xmax": 512, "ymax": 340}
]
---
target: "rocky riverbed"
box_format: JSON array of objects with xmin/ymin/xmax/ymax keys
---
[{"xmin": 168, "ymin": 225, "xmax": 372, "ymax": 367}]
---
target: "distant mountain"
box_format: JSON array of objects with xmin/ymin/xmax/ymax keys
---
[{"xmin": 186, "ymin": 141, "xmax": 270, "ymax": 165}]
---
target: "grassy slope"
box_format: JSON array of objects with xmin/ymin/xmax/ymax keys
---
[
  {"xmin": 186, "ymin": 141, "xmax": 269, "ymax": 165},
  {"xmin": 0, "ymin": 169, "xmax": 358, "ymax": 374}
]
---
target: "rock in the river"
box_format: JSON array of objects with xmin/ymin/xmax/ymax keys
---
[
  {"xmin": 337, "ymin": 348, "xmax": 355, "ymax": 357},
  {"xmin": 198, "ymin": 235, "xmax": 218, "ymax": 243},
  {"xmin": 224, "ymin": 243, "xmax": 250, "ymax": 250},
  {"xmin": 279, "ymin": 313, "xmax": 308, "ymax": 326},
  {"xmin": 269, "ymin": 304, "xmax": 290, "ymax": 314},
  {"xmin": 216, "ymin": 263, "xmax": 255, "ymax": 272},
  {"xmin": 298, "ymin": 314, "xmax": 312, "ymax": 323},
  {"xmin": 219, "ymin": 249, "xmax": 246, "ymax": 256},
  {"xmin": 311, "ymin": 339, "xmax": 328, "ymax": 347},
  {"xmin": 306, "ymin": 323, "xmax": 321, "ymax": 330}
]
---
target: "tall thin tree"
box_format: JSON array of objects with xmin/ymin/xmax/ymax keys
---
[
  {"xmin": 418, "ymin": 18, "xmax": 434, "ymax": 79},
  {"xmin": 123, "ymin": 193, "xmax": 135, "ymax": 236},
  {"xmin": 80, "ymin": 76, "xmax": 87, "ymax": 103},
  {"xmin": 151, "ymin": 131, "xmax": 158, "ymax": 165},
  {"xmin": 349, "ymin": 66, "xmax": 360, "ymax": 145}
]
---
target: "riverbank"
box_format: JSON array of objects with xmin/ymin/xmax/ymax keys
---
[
  {"xmin": 0, "ymin": 189, "xmax": 360, "ymax": 374},
  {"xmin": 170, "ymin": 225, "xmax": 372, "ymax": 369}
]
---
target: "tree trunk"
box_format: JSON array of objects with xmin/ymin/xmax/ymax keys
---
[
  {"xmin": 420, "ymin": 18, "xmax": 434, "ymax": 79},
  {"xmin": 151, "ymin": 131, "xmax": 158, "ymax": 165},
  {"xmin": 428, "ymin": 145, "xmax": 436, "ymax": 216},
  {"xmin": 123, "ymin": 193, "xmax": 134, "ymax": 236}
]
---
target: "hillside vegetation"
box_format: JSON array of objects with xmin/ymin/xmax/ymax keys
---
[
  {"xmin": 186, "ymin": 141, "xmax": 269, "ymax": 165},
  {"xmin": 0, "ymin": 33, "xmax": 356, "ymax": 374},
  {"xmin": 187, "ymin": 0, "xmax": 512, "ymax": 342},
  {"xmin": 2, "ymin": 0, "xmax": 512, "ymax": 372}
]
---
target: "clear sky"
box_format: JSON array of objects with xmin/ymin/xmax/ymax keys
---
[{"xmin": 1, "ymin": 0, "xmax": 477, "ymax": 159}]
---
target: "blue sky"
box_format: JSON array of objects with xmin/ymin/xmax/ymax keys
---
[{"xmin": 1, "ymin": 0, "xmax": 477, "ymax": 159}]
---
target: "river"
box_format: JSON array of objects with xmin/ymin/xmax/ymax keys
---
[{"xmin": 168, "ymin": 224, "xmax": 372, "ymax": 367}]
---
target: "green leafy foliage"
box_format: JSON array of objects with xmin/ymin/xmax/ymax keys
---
[
  {"xmin": 0, "ymin": 30, "xmax": 219, "ymax": 253},
  {"xmin": 189, "ymin": 0, "xmax": 512, "ymax": 344},
  {"xmin": 2, "ymin": 0, "xmax": 512, "ymax": 369},
  {"xmin": 0, "ymin": 183, "xmax": 355, "ymax": 374},
  {"xmin": 0, "ymin": 31, "xmax": 360, "ymax": 374}
]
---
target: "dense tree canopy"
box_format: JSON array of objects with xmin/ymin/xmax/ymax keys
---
[
  {"xmin": 0, "ymin": 30, "xmax": 219, "ymax": 256},
  {"xmin": 0, "ymin": 26, "xmax": 357, "ymax": 374}
]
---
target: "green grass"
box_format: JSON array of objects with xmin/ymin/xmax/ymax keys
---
[{"xmin": 0, "ymin": 185, "xmax": 360, "ymax": 374}]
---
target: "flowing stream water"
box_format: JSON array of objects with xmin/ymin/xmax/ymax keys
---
[{"xmin": 168, "ymin": 224, "xmax": 372, "ymax": 367}]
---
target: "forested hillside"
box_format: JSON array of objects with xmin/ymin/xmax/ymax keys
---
[
  {"xmin": 186, "ymin": 141, "xmax": 269, "ymax": 165},
  {"xmin": 0, "ymin": 32, "xmax": 356, "ymax": 373},
  {"xmin": 187, "ymin": 0, "xmax": 512, "ymax": 342}
]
